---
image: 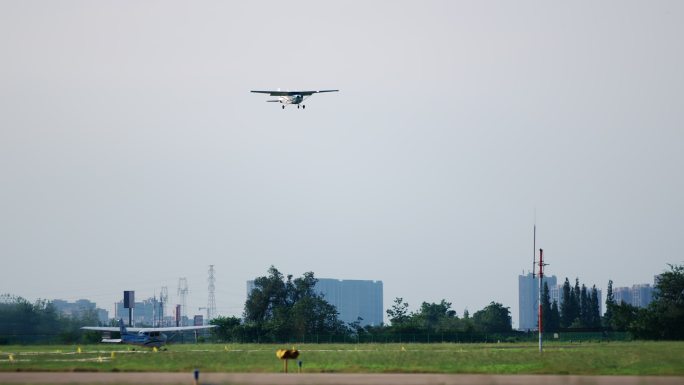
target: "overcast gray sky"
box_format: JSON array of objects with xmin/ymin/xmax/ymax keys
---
[{"xmin": 1, "ymin": 1, "xmax": 683, "ymax": 327}]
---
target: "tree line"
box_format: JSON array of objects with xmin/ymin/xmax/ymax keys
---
[
  {"xmin": 0, "ymin": 294, "xmax": 102, "ymax": 344},
  {"xmin": 211, "ymin": 264, "xmax": 684, "ymax": 342},
  {"xmin": 210, "ymin": 265, "xmax": 513, "ymax": 343},
  {"xmin": 604, "ymin": 264, "xmax": 684, "ymax": 339},
  {"xmin": 538, "ymin": 278, "xmax": 602, "ymax": 333}
]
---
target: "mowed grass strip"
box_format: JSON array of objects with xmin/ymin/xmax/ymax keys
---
[{"xmin": 1, "ymin": 342, "xmax": 683, "ymax": 375}]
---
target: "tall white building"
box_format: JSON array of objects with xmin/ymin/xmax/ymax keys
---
[{"xmin": 518, "ymin": 273, "xmax": 557, "ymax": 331}]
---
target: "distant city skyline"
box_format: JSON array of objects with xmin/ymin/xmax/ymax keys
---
[
  {"xmin": 38, "ymin": 268, "xmax": 660, "ymax": 329},
  {"xmin": 2, "ymin": 1, "xmax": 683, "ymax": 330}
]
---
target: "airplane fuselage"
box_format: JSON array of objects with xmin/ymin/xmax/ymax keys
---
[
  {"xmin": 122, "ymin": 331, "xmax": 167, "ymax": 348},
  {"xmin": 280, "ymin": 95, "xmax": 304, "ymax": 105}
]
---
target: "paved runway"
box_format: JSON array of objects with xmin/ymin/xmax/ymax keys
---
[{"xmin": 1, "ymin": 372, "xmax": 683, "ymax": 385}]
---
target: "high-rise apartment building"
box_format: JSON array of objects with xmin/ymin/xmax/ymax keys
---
[
  {"xmin": 315, "ymin": 279, "xmax": 383, "ymax": 327},
  {"xmin": 246, "ymin": 278, "xmax": 384, "ymax": 327},
  {"xmin": 114, "ymin": 297, "xmax": 164, "ymax": 326},
  {"xmin": 614, "ymin": 283, "xmax": 653, "ymax": 308},
  {"xmin": 52, "ymin": 299, "xmax": 109, "ymax": 324}
]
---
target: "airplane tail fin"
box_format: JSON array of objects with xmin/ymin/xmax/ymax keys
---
[{"xmin": 118, "ymin": 318, "xmax": 129, "ymax": 335}]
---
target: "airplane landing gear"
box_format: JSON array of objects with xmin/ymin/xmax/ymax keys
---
[
  {"xmin": 297, "ymin": 105, "xmax": 300, "ymax": 109},
  {"xmin": 302, "ymin": 105, "xmax": 305, "ymax": 109},
  {"xmin": 282, "ymin": 105, "xmax": 285, "ymax": 109}
]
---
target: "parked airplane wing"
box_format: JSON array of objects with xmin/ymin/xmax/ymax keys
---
[
  {"xmin": 251, "ymin": 90, "xmax": 338, "ymax": 96},
  {"xmin": 138, "ymin": 325, "xmax": 217, "ymax": 332},
  {"xmin": 82, "ymin": 325, "xmax": 215, "ymax": 332},
  {"xmin": 81, "ymin": 326, "xmax": 137, "ymax": 332}
]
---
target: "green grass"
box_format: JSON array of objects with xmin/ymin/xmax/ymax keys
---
[{"xmin": 1, "ymin": 341, "xmax": 683, "ymax": 375}]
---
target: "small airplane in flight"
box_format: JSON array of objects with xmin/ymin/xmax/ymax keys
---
[
  {"xmin": 251, "ymin": 89, "xmax": 339, "ymax": 109},
  {"xmin": 81, "ymin": 319, "xmax": 216, "ymax": 348}
]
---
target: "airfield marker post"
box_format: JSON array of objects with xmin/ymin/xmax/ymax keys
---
[{"xmin": 276, "ymin": 348, "xmax": 299, "ymax": 374}]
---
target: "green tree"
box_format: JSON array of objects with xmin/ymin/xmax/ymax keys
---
[
  {"xmin": 550, "ymin": 301, "xmax": 561, "ymax": 333},
  {"xmin": 243, "ymin": 266, "xmax": 344, "ymax": 341},
  {"xmin": 472, "ymin": 302, "xmax": 512, "ymax": 333},
  {"xmin": 604, "ymin": 279, "xmax": 615, "ymax": 327},
  {"xmin": 210, "ymin": 316, "xmax": 242, "ymax": 342},
  {"xmin": 541, "ymin": 282, "xmax": 560, "ymax": 333},
  {"xmin": 413, "ymin": 300, "xmax": 458, "ymax": 332},
  {"xmin": 541, "ymin": 282, "xmax": 554, "ymax": 332},
  {"xmin": 632, "ymin": 264, "xmax": 684, "ymax": 339},
  {"xmin": 610, "ymin": 302, "xmax": 639, "ymax": 331},
  {"xmin": 386, "ymin": 297, "xmax": 410, "ymax": 326},
  {"xmin": 560, "ymin": 278, "xmax": 573, "ymax": 327},
  {"xmin": 579, "ymin": 284, "xmax": 589, "ymax": 327},
  {"xmin": 590, "ymin": 285, "xmax": 601, "ymax": 328},
  {"xmin": 244, "ymin": 266, "xmax": 287, "ymax": 325},
  {"xmin": 573, "ymin": 278, "xmax": 581, "ymax": 325},
  {"xmin": 605, "ymin": 264, "xmax": 684, "ymax": 340}
]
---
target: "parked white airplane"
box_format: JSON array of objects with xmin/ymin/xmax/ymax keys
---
[
  {"xmin": 251, "ymin": 89, "xmax": 339, "ymax": 109},
  {"xmin": 82, "ymin": 319, "xmax": 216, "ymax": 348}
]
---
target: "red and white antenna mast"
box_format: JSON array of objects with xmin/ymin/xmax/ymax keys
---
[{"xmin": 537, "ymin": 248, "xmax": 547, "ymax": 353}]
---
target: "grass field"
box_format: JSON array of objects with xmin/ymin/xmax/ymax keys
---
[{"xmin": 1, "ymin": 342, "xmax": 683, "ymax": 375}]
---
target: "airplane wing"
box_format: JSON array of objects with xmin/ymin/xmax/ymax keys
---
[
  {"xmin": 81, "ymin": 326, "xmax": 142, "ymax": 332},
  {"xmin": 81, "ymin": 325, "xmax": 215, "ymax": 332},
  {"xmin": 251, "ymin": 90, "xmax": 339, "ymax": 96},
  {"xmin": 138, "ymin": 325, "xmax": 217, "ymax": 332}
]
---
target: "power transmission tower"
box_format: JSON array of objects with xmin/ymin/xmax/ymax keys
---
[
  {"xmin": 207, "ymin": 265, "xmax": 217, "ymax": 321},
  {"xmin": 177, "ymin": 278, "xmax": 189, "ymax": 326},
  {"xmin": 160, "ymin": 286, "xmax": 168, "ymax": 326}
]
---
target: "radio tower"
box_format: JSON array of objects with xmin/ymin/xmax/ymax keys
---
[
  {"xmin": 207, "ymin": 265, "xmax": 217, "ymax": 321},
  {"xmin": 177, "ymin": 278, "xmax": 189, "ymax": 326}
]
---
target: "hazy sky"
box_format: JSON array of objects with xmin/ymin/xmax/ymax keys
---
[{"xmin": 1, "ymin": 1, "xmax": 683, "ymax": 327}]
